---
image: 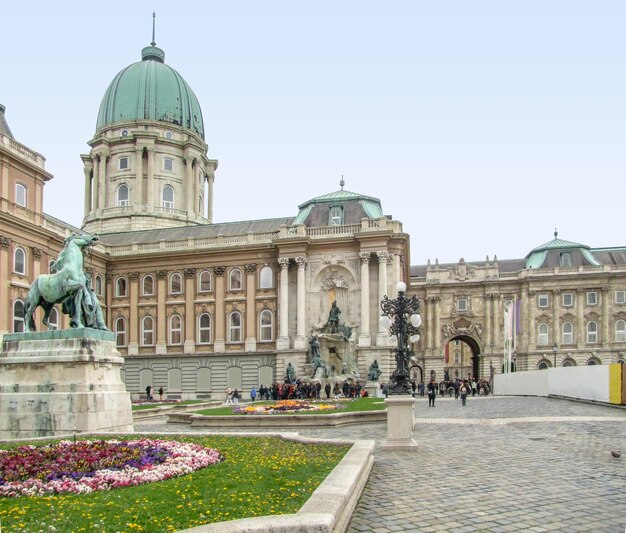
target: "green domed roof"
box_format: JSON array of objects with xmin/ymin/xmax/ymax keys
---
[
  {"xmin": 525, "ymin": 231, "xmax": 599, "ymax": 268},
  {"xmin": 96, "ymin": 44, "xmax": 204, "ymax": 139}
]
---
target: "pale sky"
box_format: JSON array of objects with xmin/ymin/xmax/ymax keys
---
[{"xmin": 2, "ymin": 1, "xmax": 625, "ymax": 265}]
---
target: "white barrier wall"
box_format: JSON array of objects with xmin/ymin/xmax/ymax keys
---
[{"xmin": 494, "ymin": 365, "xmax": 611, "ymax": 403}]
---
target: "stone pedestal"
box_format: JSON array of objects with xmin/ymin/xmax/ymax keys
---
[
  {"xmin": 0, "ymin": 328, "xmax": 134, "ymax": 439},
  {"xmin": 380, "ymin": 396, "xmax": 417, "ymax": 451}
]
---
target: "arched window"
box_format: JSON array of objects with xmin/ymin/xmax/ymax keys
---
[
  {"xmin": 142, "ymin": 275, "xmax": 154, "ymax": 296},
  {"xmin": 615, "ymin": 320, "xmax": 626, "ymax": 342},
  {"xmin": 586, "ymin": 321, "xmax": 598, "ymax": 343},
  {"xmin": 198, "ymin": 270, "xmax": 212, "ymax": 292},
  {"xmin": 562, "ymin": 322, "xmax": 573, "ymax": 344},
  {"xmin": 537, "ymin": 323, "xmax": 548, "ymax": 346},
  {"xmin": 142, "ymin": 316, "xmax": 154, "ymax": 346},
  {"xmin": 229, "ymin": 311, "xmax": 242, "ymax": 343},
  {"xmin": 117, "ymin": 184, "xmax": 129, "ymax": 206},
  {"xmin": 198, "ymin": 313, "xmax": 212, "ymax": 344},
  {"xmin": 13, "ymin": 247, "xmax": 26, "ymax": 275},
  {"xmin": 116, "ymin": 277, "xmax": 127, "ymax": 297},
  {"xmin": 537, "ymin": 360, "xmax": 549, "ymax": 370},
  {"xmin": 169, "ymin": 314, "xmax": 182, "ymax": 345},
  {"xmin": 115, "ymin": 317, "xmax": 127, "ymax": 347},
  {"xmin": 259, "ymin": 266, "xmax": 273, "ymax": 289},
  {"xmin": 162, "ymin": 185, "xmax": 174, "ymax": 209},
  {"xmin": 13, "ymin": 299, "xmax": 25, "ymax": 333},
  {"xmin": 563, "ymin": 359, "xmax": 576, "ymax": 367},
  {"xmin": 15, "ymin": 183, "xmax": 27, "ymax": 207},
  {"xmin": 95, "ymin": 275, "xmax": 103, "ymax": 296},
  {"xmin": 169, "ymin": 272, "xmax": 182, "ymax": 295},
  {"xmin": 48, "ymin": 307, "xmax": 58, "ymax": 329},
  {"xmin": 229, "ymin": 268, "xmax": 242, "ymax": 291},
  {"xmin": 587, "ymin": 359, "xmax": 599, "ymax": 366},
  {"xmin": 259, "ymin": 309, "xmax": 273, "ymax": 341}
]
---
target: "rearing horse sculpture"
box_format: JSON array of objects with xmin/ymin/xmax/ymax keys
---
[{"xmin": 23, "ymin": 233, "xmax": 99, "ymax": 332}]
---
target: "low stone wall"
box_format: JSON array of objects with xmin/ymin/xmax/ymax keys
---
[
  {"xmin": 494, "ymin": 363, "xmax": 625, "ymax": 405},
  {"xmin": 168, "ymin": 409, "xmax": 386, "ymax": 428}
]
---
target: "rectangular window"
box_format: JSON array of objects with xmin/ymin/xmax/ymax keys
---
[
  {"xmin": 562, "ymin": 292, "xmax": 573, "ymax": 307},
  {"xmin": 164, "ymin": 158, "xmax": 174, "ymax": 171},
  {"xmin": 616, "ymin": 291, "xmax": 626, "ymax": 305},
  {"xmin": 538, "ymin": 294, "xmax": 549, "ymax": 308},
  {"xmin": 457, "ymin": 298, "xmax": 468, "ymax": 312},
  {"xmin": 559, "ymin": 253, "xmax": 572, "ymax": 267},
  {"xmin": 119, "ymin": 157, "xmax": 129, "ymax": 170},
  {"xmin": 586, "ymin": 291, "xmax": 597, "ymax": 306}
]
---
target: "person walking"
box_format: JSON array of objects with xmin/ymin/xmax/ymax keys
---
[
  {"xmin": 250, "ymin": 386, "xmax": 257, "ymax": 402},
  {"xmin": 427, "ymin": 379, "xmax": 437, "ymax": 407},
  {"xmin": 459, "ymin": 380, "xmax": 470, "ymax": 406},
  {"xmin": 158, "ymin": 386, "xmax": 164, "ymax": 401}
]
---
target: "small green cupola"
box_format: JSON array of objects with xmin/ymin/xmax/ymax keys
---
[
  {"xmin": 525, "ymin": 230, "xmax": 600, "ymax": 268},
  {"xmin": 293, "ymin": 178, "xmax": 385, "ymax": 227}
]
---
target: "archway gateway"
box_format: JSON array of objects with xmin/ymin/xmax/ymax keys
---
[{"xmin": 444, "ymin": 335, "xmax": 482, "ymax": 380}]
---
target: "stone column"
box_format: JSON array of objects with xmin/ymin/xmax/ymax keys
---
[
  {"xmin": 83, "ymin": 165, "xmax": 92, "ymax": 215},
  {"xmin": 206, "ymin": 170, "xmax": 215, "ymax": 223},
  {"xmin": 485, "ymin": 294, "xmax": 492, "ymax": 349},
  {"xmin": 576, "ymin": 288, "xmax": 584, "ymax": 347},
  {"xmin": 359, "ymin": 252, "xmax": 371, "ymax": 347},
  {"xmin": 294, "ymin": 257, "xmax": 307, "ymax": 350},
  {"xmin": 392, "ymin": 253, "xmax": 402, "ymax": 291},
  {"xmin": 156, "ymin": 270, "xmax": 167, "ymax": 355},
  {"xmin": 245, "ymin": 263, "xmax": 257, "ymax": 352},
  {"xmin": 105, "ymin": 273, "xmax": 113, "ymax": 333},
  {"xmin": 602, "ymin": 287, "xmax": 610, "ymax": 348},
  {"xmin": 184, "ymin": 268, "xmax": 196, "ymax": 354},
  {"xmin": 0, "ymin": 236, "xmax": 10, "ymax": 333},
  {"xmin": 185, "ymin": 159, "xmax": 194, "ymax": 213},
  {"xmin": 98, "ymin": 153, "xmax": 107, "ymax": 210},
  {"xmin": 376, "ymin": 251, "xmax": 390, "ymax": 345},
  {"xmin": 194, "ymin": 168, "xmax": 201, "ymax": 219},
  {"xmin": 433, "ymin": 296, "xmax": 441, "ymax": 352},
  {"xmin": 135, "ymin": 148, "xmax": 144, "ymax": 208},
  {"xmin": 552, "ymin": 289, "xmax": 560, "ymax": 346},
  {"xmin": 493, "ymin": 295, "xmax": 501, "ymax": 352},
  {"xmin": 146, "ymin": 148, "xmax": 154, "ymax": 207},
  {"xmin": 92, "ymin": 156, "xmax": 100, "ymax": 209},
  {"xmin": 277, "ymin": 257, "xmax": 290, "ymax": 350},
  {"xmin": 527, "ymin": 291, "xmax": 536, "ymax": 350},
  {"xmin": 213, "ymin": 266, "xmax": 226, "ymax": 352},
  {"xmin": 127, "ymin": 272, "xmax": 139, "ymax": 355}
]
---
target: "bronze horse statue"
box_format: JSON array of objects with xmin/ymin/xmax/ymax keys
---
[{"xmin": 23, "ymin": 233, "xmax": 99, "ymax": 332}]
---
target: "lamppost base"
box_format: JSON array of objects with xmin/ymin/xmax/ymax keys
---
[{"xmin": 381, "ymin": 396, "xmax": 417, "ymax": 451}]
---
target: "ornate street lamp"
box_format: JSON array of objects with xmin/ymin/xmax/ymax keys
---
[
  {"xmin": 552, "ymin": 342, "xmax": 558, "ymax": 368},
  {"xmin": 380, "ymin": 282, "xmax": 422, "ymax": 395}
]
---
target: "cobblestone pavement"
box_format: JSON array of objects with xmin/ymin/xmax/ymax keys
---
[{"xmin": 135, "ymin": 396, "xmax": 626, "ymax": 533}]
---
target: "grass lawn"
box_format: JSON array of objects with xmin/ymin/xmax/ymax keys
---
[
  {"xmin": 193, "ymin": 397, "xmax": 387, "ymax": 416},
  {"xmin": 0, "ymin": 435, "xmax": 349, "ymax": 532}
]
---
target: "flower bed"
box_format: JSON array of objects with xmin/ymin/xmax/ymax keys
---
[
  {"xmin": 131, "ymin": 399, "xmax": 182, "ymax": 406},
  {"xmin": 234, "ymin": 400, "xmax": 346, "ymax": 415},
  {"xmin": 0, "ymin": 438, "xmax": 222, "ymax": 497}
]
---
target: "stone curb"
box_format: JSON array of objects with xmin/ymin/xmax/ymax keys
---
[
  {"xmin": 178, "ymin": 437, "xmax": 375, "ymax": 533},
  {"xmin": 168, "ymin": 410, "xmax": 386, "ymax": 427}
]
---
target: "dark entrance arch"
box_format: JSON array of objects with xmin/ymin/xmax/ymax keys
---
[{"xmin": 447, "ymin": 335, "xmax": 482, "ymax": 379}]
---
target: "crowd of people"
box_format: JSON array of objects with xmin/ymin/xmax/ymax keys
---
[
  {"xmin": 226, "ymin": 379, "xmax": 369, "ymax": 404},
  {"xmin": 422, "ymin": 376, "xmax": 492, "ymax": 407}
]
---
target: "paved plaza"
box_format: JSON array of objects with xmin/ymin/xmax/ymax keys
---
[{"xmin": 136, "ymin": 396, "xmax": 626, "ymax": 533}]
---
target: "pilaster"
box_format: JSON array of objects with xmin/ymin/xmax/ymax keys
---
[
  {"xmin": 244, "ymin": 263, "xmax": 257, "ymax": 352},
  {"xmin": 156, "ymin": 270, "xmax": 167, "ymax": 355},
  {"xmin": 359, "ymin": 252, "xmax": 371, "ymax": 347},
  {"xmin": 184, "ymin": 268, "xmax": 196, "ymax": 354},
  {"xmin": 294, "ymin": 257, "xmax": 307, "ymax": 350},
  {"xmin": 277, "ymin": 257, "xmax": 290, "ymax": 350},
  {"xmin": 213, "ymin": 266, "xmax": 226, "ymax": 352},
  {"xmin": 127, "ymin": 271, "xmax": 139, "ymax": 355}
]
